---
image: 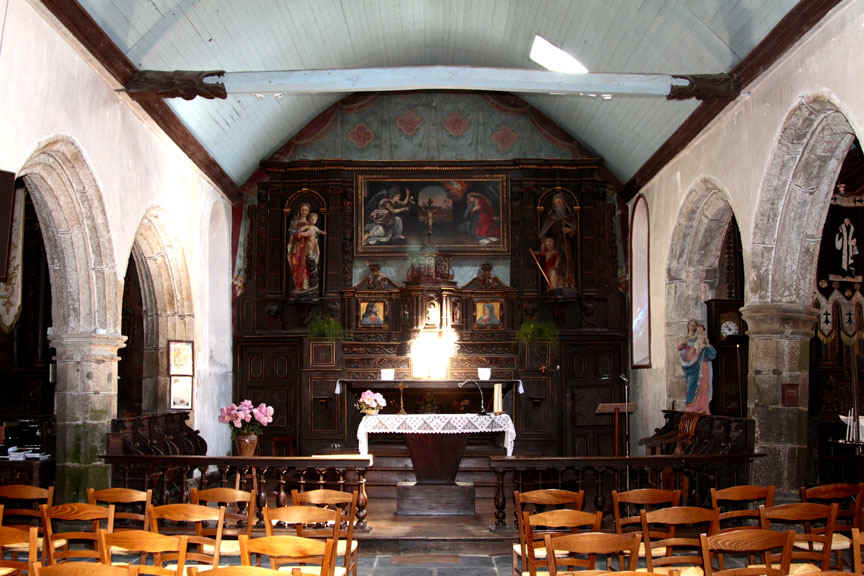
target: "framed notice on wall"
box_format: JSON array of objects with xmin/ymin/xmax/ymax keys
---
[
  {"xmin": 630, "ymin": 195, "xmax": 651, "ymax": 368},
  {"xmin": 170, "ymin": 376, "xmax": 193, "ymax": 410},
  {"xmin": 168, "ymin": 340, "xmax": 194, "ymax": 410},
  {"xmin": 169, "ymin": 340, "xmax": 194, "ymax": 376}
]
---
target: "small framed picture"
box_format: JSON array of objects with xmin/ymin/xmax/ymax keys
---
[
  {"xmin": 473, "ymin": 301, "xmax": 502, "ymax": 328},
  {"xmin": 170, "ymin": 376, "xmax": 193, "ymax": 410},
  {"xmin": 168, "ymin": 340, "xmax": 194, "ymax": 376},
  {"xmin": 359, "ymin": 300, "xmax": 388, "ymax": 329}
]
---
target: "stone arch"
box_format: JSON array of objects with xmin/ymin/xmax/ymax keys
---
[
  {"xmin": 18, "ymin": 136, "xmax": 119, "ymax": 335},
  {"xmin": 129, "ymin": 207, "xmax": 195, "ymax": 413},
  {"xmin": 16, "ymin": 136, "xmax": 123, "ymax": 500},
  {"xmin": 750, "ymin": 96, "xmax": 856, "ymax": 306},
  {"xmin": 742, "ymin": 96, "xmax": 858, "ymax": 491},
  {"xmin": 665, "ymin": 177, "xmax": 737, "ymax": 403}
]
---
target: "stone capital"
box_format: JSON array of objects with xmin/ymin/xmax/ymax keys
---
[
  {"xmin": 740, "ymin": 303, "xmax": 817, "ymax": 337},
  {"xmin": 48, "ymin": 331, "xmax": 127, "ymax": 359}
]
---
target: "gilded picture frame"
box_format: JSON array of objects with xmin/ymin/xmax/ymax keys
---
[
  {"xmin": 358, "ymin": 300, "xmax": 388, "ymax": 329},
  {"xmin": 355, "ymin": 173, "xmax": 509, "ymax": 255},
  {"xmin": 473, "ymin": 300, "xmax": 503, "ymax": 329}
]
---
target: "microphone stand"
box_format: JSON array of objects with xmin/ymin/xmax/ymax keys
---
[{"xmin": 458, "ymin": 380, "xmax": 486, "ymax": 415}]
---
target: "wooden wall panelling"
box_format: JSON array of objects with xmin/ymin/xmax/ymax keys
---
[
  {"xmin": 236, "ymin": 341, "xmax": 300, "ymax": 455},
  {"xmin": 561, "ymin": 338, "xmax": 625, "ymax": 456}
]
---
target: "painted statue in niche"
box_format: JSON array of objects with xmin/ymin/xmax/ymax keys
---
[
  {"xmin": 533, "ymin": 188, "xmax": 580, "ymax": 292},
  {"xmin": 355, "ymin": 175, "xmax": 509, "ymax": 255},
  {"xmin": 284, "ymin": 192, "xmax": 327, "ymax": 298},
  {"xmin": 678, "ymin": 319, "xmax": 716, "ymax": 414}
]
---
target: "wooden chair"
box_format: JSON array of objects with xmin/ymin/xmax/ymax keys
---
[
  {"xmin": 149, "ymin": 503, "xmax": 225, "ymax": 575},
  {"xmin": 543, "ymin": 531, "xmax": 641, "ymax": 576},
  {"xmin": 40, "ymin": 502, "xmax": 115, "ymax": 565},
  {"xmin": 291, "ymin": 489, "xmax": 358, "ymax": 576},
  {"xmin": 800, "ymin": 484, "xmax": 862, "ymax": 570},
  {"xmin": 239, "ymin": 534, "xmax": 337, "ymax": 576},
  {"xmin": 512, "ymin": 488, "xmax": 585, "ymax": 576},
  {"xmin": 0, "ymin": 524, "xmax": 38, "ymax": 575},
  {"xmin": 759, "ymin": 502, "xmax": 839, "ymax": 573},
  {"xmin": 0, "ymin": 484, "xmax": 62, "ymax": 556},
  {"xmin": 191, "ymin": 487, "xmax": 255, "ymax": 558},
  {"xmin": 700, "ymin": 529, "xmax": 795, "ymax": 576},
  {"xmin": 88, "ymin": 488, "xmax": 152, "ymax": 531},
  {"xmin": 641, "ymin": 506, "xmax": 718, "ymax": 576},
  {"xmin": 854, "ymin": 527, "xmax": 864, "ymax": 575},
  {"xmin": 711, "ymin": 485, "xmax": 775, "ymax": 533},
  {"xmin": 100, "ymin": 529, "xmax": 189, "ymax": 576},
  {"xmin": 612, "ymin": 488, "xmax": 681, "ymax": 558},
  {"xmin": 262, "ymin": 506, "xmax": 342, "ymax": 575},
  {"xmin": 31, "ymin": 563, "xmax": 139, "ymax": 576},
  {"xmin": 522, "ymin": 509, "xmax": 602, "ymax": 576}
]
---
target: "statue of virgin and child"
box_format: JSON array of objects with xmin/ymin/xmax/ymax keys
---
[{"xmin": 678, "ymin": 319, "xmax": 716, "ymax": 414}]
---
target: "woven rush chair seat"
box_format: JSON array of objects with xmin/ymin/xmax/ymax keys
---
[
  {"xmin": 745, "ymin": 562, "xmax": 821, "ymax": 575},
  {"xmin": 636, "ymin": 566, "xmax": 703, "ymax": 576},
  {"xmin": 792, "ymin": 533, "xmax": 851, "ymax": 551}
]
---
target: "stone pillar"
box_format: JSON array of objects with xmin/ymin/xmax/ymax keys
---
[
  {"xmin": 740, "ymin": 303, "xmax": 816, "ymax": 495},
  {"xmin": 50, "ymin": 331, "xmax": 126, "ymax": 503}
]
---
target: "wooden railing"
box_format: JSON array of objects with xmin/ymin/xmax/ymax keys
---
[
  {"xmin": 101, "ymin": 454, "xmax": 373, "ymax": 529},
  {"xmin": 489, "ymin": 453, "xmax": 762, "ymax": 529}
]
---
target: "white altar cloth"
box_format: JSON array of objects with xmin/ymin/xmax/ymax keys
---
[{"xmin": 357, "ymin": 413, "xmax": 516, "ymax": 456}]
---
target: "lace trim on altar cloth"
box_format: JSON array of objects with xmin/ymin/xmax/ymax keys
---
[{"xmin": 357, "ymin": 413, "xmax": 516, "ymax": 456}]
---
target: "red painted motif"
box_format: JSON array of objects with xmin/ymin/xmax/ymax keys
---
[
  {"xmin": 347, "ymin": 123, "xmax": 375, "ymax": 149},
  {"xmin": 491, "ymin": 126, "xmax": 517, "ymax": 152},
  {"xmin": 396, "ymin": 109, "xmax": 424, "ymax": 136},
  {"xmin": 442, "ymin": 112, "xmax": 470, "ymax": 137}
]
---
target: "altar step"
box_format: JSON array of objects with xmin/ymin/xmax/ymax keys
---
[
  {"xmin": 365, "ymin": 451, "xmax": 498, "ymax": 499},
  {"xmin": 357, "ymin": 497, "xmax": 514, "ymax": 555}
]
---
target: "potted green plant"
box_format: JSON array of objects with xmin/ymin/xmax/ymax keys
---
[
  {"xmin": 307, "ymin": 312, "xmax": 344, "ymax": 368},
  {"xmin": 517, "ymin": 319, "xmax": 559, "ymax": 371}
]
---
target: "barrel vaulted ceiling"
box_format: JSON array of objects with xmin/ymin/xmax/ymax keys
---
[{"xmin": 77, "ymin": 0, "xmax": 799, "ymax": 186}]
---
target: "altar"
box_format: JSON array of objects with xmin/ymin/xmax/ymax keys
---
[{"xmin": 358, "ymin": 412, "xmax": 516, "ymax": 515}]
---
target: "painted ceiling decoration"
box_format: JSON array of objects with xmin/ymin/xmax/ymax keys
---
[
  {"xmin": 76, "ymin": 0, "xmax": 803, "ymax": 187},
  {"xmin": 240, "ymin": 91, "xmax": 597, "ymax": 194}
]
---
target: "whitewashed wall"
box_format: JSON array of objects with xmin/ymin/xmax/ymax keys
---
[
  {"xmin": 0, "ymin": 0, "xmax": 233, "ymax": 454},
  {"xmin": 631, "ymin": 0, "xmax": 864, "ymax": 448}
]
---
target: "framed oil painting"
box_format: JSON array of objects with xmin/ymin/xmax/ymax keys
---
[
  {"xmin": 170, "ymin": 376, "xmax": 193, "ymax": 410},
  {"xmin": 168, "ymin": 340, "xmax": 194, "ymax": 376},
  {"xmin": 359, "ymin": 300, "xmax": 387, "ymax": 329},
  {"xmin": 355, "ymin": 174, "xmax": 509, "ymax": 255},
  {"xmin": 473, "ymin": 300, "xmax": 502, "ymax": 329},
  {"xmin": 283, "ymin": 188, "xmax": 327, "ymax": 299}
]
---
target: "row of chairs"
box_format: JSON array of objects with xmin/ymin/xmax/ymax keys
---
[
  {"xmin": 513, "ymin": 482, "xmax": 864, "ymax": 576},
  {"xmin": 0, "ymin": 483, "xmax": 360, "ymax": 576}
]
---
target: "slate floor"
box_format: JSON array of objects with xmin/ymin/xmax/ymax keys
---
[{"xmin": 356, "ymin": 554, "xmax": 510, "ymax": 576}]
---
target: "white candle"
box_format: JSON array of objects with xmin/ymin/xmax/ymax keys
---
[{"xmin": 494, "ymin": 383, "xmax": 503, "ymax": 415}]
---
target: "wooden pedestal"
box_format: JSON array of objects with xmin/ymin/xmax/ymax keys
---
[{"xmin": 396, "ymin": 481, "xmax": 475, "ymax": 516}]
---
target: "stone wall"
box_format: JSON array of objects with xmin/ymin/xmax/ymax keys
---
[
  {"xmin": 631, "ymin": 0, "xmax": 864, "ymax": 492},
  {"xmin": 0, "ymin": 0, "xmax": 233, "ymax": 498}
]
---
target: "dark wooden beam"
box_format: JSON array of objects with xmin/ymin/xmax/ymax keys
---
[
  {"xmin": 38, "ymin": 0, "xmax": 240, "ymax": 200},
  {"xmin": 622, "ymin": 0, "xmax": 843, "ymax": 201}
]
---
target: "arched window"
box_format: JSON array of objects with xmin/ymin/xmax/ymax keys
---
[{"xmin": 631, "ymin": 195, "xmax": 650, "ymax": 368}]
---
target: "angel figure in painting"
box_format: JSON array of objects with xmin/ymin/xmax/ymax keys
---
[
  {"xmin": 363, "ymin": 188, "xmax": 414, "ymax": 245},
  {"xmin": 678, "ymin": 320, "xmax": 716, "ymax": 414}
]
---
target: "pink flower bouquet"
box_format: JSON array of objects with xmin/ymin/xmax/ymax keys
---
[
  {"xmin": 356, "ymin": 389, "xmax": 386, "ymax": 414},
  {"xmin": 219, "ymin": 399, "xmax": 275, "ymax": 438}
]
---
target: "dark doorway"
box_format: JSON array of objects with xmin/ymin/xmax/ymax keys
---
[
  {"xmin": 118, "ymin": 254, "xmax": 144, "ymax": 417},
  {"xmin": 0, "ymin": 184, "xmax": 53, "ymax": 421}
]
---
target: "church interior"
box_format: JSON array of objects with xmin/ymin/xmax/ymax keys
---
[{"xmin": 3, "ymin": 1, "xmax": 864, "ymax": 574}]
